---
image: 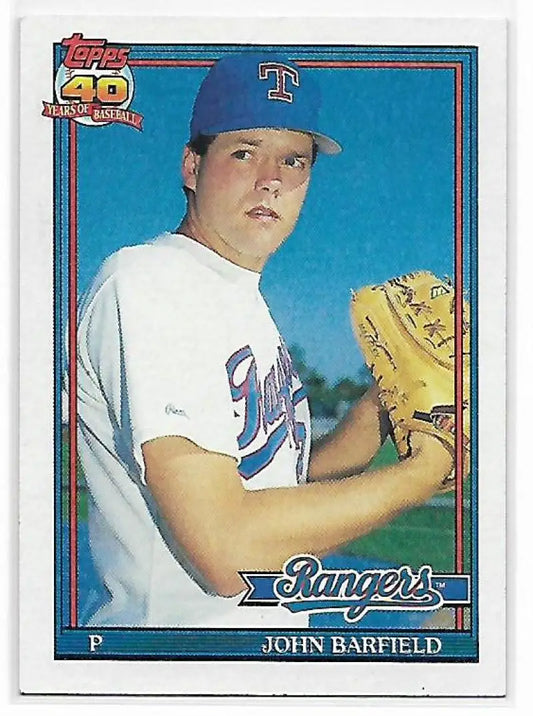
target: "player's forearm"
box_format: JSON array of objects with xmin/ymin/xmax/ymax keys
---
[
  {"xmin": 308, "ymin": 384, "xmax": 388, "ymax": 482},
  {"xmin": 208, "ymin": 446, "xmax": 450, "ymax": 596}
]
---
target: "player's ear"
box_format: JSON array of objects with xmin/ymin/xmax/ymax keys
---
[{"xmin": 182, "ymin": 145, "xmax": 201, "ymax": 192}]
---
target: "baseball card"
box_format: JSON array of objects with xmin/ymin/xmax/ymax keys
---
[{"xmin": 19, "ymin": 11, "xmax": 507, "ymax": 698}]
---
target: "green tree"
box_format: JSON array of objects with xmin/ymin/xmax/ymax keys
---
[{"xmin": 289, "ymin": 344, "xmax": 371, "ymax": 418}]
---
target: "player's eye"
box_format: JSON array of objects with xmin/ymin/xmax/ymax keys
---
[
  {"xmin": 283, "ymin": 155, "xmax": 308, "ymax": 169},
  {"xmin": 231, "ymin": 149, "xmax": 252, "ymax": 160}
]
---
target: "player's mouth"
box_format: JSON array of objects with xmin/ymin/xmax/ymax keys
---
[{"xmin": 245, "ymin": 205, "xmax": 280, "ymax": 222}]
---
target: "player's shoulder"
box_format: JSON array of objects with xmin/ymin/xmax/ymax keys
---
[
  {"xmin": 101, "ymin": 233, "xmax": 182, "ymax": 279},
  {"xmin": 101, "ymin": 232, "xmax": 218, "ymax": 283},
  {"xmin": 80, "ymin": 232, "xmax": 217, "ymax": 317}
]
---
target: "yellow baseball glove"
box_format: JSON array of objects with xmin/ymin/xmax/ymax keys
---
[{"xmin": 350, "ymin": 271, "xmax": 470, "ymax": 491}]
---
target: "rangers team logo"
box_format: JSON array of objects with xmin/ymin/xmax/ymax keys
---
[
  {"xmin": 42, "ymin": 33, "xmax": 143, "ymax": 130},
  {"xmin": 239, "ymin": 554, "xmax": 470, "ymax": 623},
  {"xmin": 258, "ymin": 62, "xmax": 300, "ymax": 103}
]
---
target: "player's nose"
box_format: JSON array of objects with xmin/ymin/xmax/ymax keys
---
[{"xmin": 254, "ymin": 158, "xmax": 282, "ymax": 193}]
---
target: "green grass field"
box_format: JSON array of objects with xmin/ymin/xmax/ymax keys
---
[
  {"xmin": 63, "ymin": 432, "xmax": 471, "ymax": 573},
  {"xmin": 341, "ymin": 439, "xmax": 471, "ymax": 572}
]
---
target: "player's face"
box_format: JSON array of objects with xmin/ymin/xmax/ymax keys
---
[{"xmin": 182, "ymin": 128, "xmax": 313, "ymax": 271}]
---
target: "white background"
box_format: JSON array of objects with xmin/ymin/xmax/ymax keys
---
[{"xmin": 4, "ymin": 0, "xmax": 529, "ymax": 711}]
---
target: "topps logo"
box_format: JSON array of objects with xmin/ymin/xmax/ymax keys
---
[
  {"xmin": 43, "ymin": 32, "xmax": 143, "ymax": 130},
  {"xmin": 62, "ymin": 32, "xmax": 130, "ymax": 70}
]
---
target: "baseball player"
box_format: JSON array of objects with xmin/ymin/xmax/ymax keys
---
[{"xmin": 76, "ymin": 53, "xmax": 453, "ymax": 627}]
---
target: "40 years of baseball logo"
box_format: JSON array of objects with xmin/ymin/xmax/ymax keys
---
[
  {"xmin": 19, "ymin": 16, "xmax": 506, "ymax": 698},
  {"xmin": 42, "ymin": 33, "xmax": 143, "ymax": 129}
]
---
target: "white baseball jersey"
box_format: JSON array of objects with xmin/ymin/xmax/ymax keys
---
[{"xmin": 76, "ymin": 232, "xmax": 311, "ymax": 627}]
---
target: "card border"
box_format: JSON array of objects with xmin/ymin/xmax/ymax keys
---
[
  {"xmin": 18, "ymin": 14, "xmax": 506, "ymax": 697},
  {"xmin": 53, "ymin": 42, "xmax": 478, "ymax": 660}
]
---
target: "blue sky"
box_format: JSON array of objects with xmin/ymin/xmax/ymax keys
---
[{"xmin": 76, "ymin": 60, "xmax": 456, "ymax": 383}]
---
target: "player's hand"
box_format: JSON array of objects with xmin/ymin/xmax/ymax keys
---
[{"xmin": 408, "ymin": 431, "xmax": 454, "ymax": 491}]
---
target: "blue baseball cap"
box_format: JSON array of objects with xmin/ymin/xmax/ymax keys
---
[{"xmin": 189, "ymin": 53, "xmax": 342, "ymax": 155}]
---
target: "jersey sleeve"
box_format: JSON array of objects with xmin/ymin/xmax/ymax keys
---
[{"xmin": 82, "ymin": 254, "xmax": 239, "ymax": 481}]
